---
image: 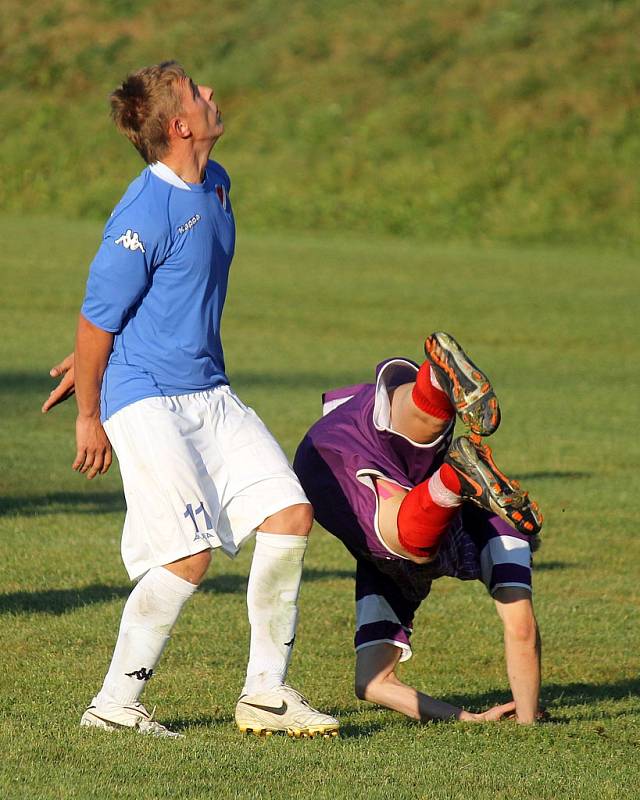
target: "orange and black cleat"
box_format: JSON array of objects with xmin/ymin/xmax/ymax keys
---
[
  {"xmin": 424, "ymin": 331, "xmax": 501, "ymax": 436},
  {"xmin": 444, "ymin": 436, "xmax": 543, "ymax": 536}
]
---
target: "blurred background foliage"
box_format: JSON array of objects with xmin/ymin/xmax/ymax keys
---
[{"xmin": 1, "ymin": 0, "xmax": 639, "ymax": 245}]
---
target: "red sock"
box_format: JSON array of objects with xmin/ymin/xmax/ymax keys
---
[
  {"xmin": 412, "ymin": 363, "xmax": 454, "ymax": 420},
  {"xmin": 397, "ymin": 468, "xmax": 461, "ymax": 558},
  {"xmin": 439, "ymin": 462, "xmax": 461, "ymax": 494}
]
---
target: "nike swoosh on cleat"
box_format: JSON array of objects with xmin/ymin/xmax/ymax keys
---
[{"xmin": 241, "ymin": 701, "xmax": 288, "ymax": 715}]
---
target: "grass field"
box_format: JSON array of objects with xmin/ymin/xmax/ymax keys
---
[
  {"xmin": 2, "ymin": 0, "xmax": 640, "ymax": 244},
  {"xmin": 1, "ymin": 216, "xmax": 639, "ymax": 799}
]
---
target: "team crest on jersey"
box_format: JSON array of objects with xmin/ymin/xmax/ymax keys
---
[
  {"xmin": 177, "ymin": 214, "xmax": 201, "ymax": 234},
  {"xmin": 215, "ymin": 184, "xmax": 228, "ymax": 211},
  {"xmin": 115, "ymin": 229, "xmax": 145, "ymax": 253}
]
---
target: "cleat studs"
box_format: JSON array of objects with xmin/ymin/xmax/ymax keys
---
[
  {"xmin": 524, "ymin": 522, "xmax": 534, "ymax": 531},
  {"xmin": 512, "ymin": 511, "xmax": 523, "ymax": 521}
]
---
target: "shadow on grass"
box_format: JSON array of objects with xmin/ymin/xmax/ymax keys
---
[
  {"xmin": 0, "ymin": 491, "xmax": 125, "ymax": 517},
  {"xmin": 170, "ymin": 676, "xmax": 640, "ymax": 733},
  {"xmin": 0, "ymin": 568, "xmax": 354, "ymax": 615},
  {"xmin": 0, "ymin": 369, "xmax": 366, "ymax": 397},
  {"xmin": 443, "ymin": 677, "xmax": 640, "ymax": 721},
  {"xmin": 166, "ymin": 710, "xmax": 384, "ymax": 738},
  {"xmin": 0, "ymin": 372, "xmax": 58, "ymax": 395}
]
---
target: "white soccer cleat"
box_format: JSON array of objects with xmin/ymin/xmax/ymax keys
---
[
  {"xmin": 235, "ymin": 685, "xmax": 340, "ymax": 738},
  {"xmin": 80, "ymin": 699, "xmax": 183, "ymax": 739}
]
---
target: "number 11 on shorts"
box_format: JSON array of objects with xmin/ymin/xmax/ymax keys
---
[{"xmin": 184, "ymin": 501, "xmax": 213, "ymax": 540}]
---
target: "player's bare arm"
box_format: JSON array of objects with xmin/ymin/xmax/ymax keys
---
[
  {"xmin": 42, "ymin": 352, "xmax": 75, "ymax": 413},
  {"xmin": 73, "ymin": 315, "xmax": 113, "ymax": 479},
  {"xmin": 355, "ymin": 642, "xmax": 516, "ymax": 723},
  {"xmin": 494, "ymin": 587, "xmax": 541, "ymax": 724}
]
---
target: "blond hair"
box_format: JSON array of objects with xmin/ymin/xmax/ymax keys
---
[{"xmin": 110, "ymin": 61, "xmax": 188, "ymax": 163}]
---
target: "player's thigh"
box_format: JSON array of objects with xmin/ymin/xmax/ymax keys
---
[
  {"xmin": 104, "ymin": 395, "xmax": 224, "ymax": 579},
  {"xmin": 214, "ymin": 389, "xmax": 309, "ymax": 547}
]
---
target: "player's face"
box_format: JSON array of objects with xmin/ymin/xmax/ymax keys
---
[{"xmin": 179, "ymin": 77, "xmax": 224, "ymax": 148}]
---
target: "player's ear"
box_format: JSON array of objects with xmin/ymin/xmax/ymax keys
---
[{"xmin": 169, "ymin": 115, "xmax": 191, "ymax": 141}]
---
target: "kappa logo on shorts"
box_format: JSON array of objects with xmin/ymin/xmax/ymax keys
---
[
  {"xmin": 193, "ymin": 530, "xmax": 215, "ymax": 543},
  {"xmin": 177, "ymin": 213, "xmax": 201, "ymax": 234},
  {"xmin": 114, "ymin": 229, "xmax": 145, "ymax": 253}
]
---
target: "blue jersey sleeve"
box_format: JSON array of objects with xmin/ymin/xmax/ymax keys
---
[{"xmin": 81, "ymin": 200, "xmax": 170, "ymax": 333}]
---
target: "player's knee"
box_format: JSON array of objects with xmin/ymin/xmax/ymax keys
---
[
  {"xmin": 354, "ymin": 678, "xmax": 368, "ymax": 701},
  {"xmin": 260, "ymin": 502, "xmax": 313, "ymax": 535},
  {"xmin": 165, "ymin": 549, "xmax": 212, "ymax": 585},
  {"xmin": 355, "ymin": 674, "xmax": 377, "ymax": 702},
  {"xmin": 354, "ymin": 666, "xmax": 391, "ymax": 702}
]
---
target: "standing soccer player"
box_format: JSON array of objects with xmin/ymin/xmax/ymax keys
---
[
  {"xmin": 294, "ymin": 332, "xmax": 543, "ymax": 724},
  {"xmin": 47, "ymin": 61, "xmax": 338, "ymax": 738}
]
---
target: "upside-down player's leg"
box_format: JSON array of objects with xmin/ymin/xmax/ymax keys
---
[
  {"xmin": 375, "ymin": 436, "xmax": 542, "ymax": 564},
  {"xmin": 421, "ymin": 331, "xmax": 501, "ymax": 437},
  {"xmin": 355, "ymin": 641, "xmax": 515, "ymax": 723}
]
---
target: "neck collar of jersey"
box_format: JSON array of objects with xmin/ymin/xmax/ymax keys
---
[{"xmin": 149, "ymin": 161, "xmax": 210, "ymax": 193}]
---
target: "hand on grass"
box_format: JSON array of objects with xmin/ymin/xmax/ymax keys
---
[
  {"xmin": 73, "ymin": 414, "xmax": 112, "ymax": 479},
  {"xmin": 42, "ymin": 353, "xmax": 75, "ymax": 412},
  {"xmin": 462, "ymin": 700, "xmax": 517, "ymax": 722}
]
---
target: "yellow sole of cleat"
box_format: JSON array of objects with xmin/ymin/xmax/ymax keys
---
[
  {"xmin": 287, "ymin": 729, "xmax": 340, "ymax": 739},
  {"xmin": 238, "ymin": 726, "xmax": 339, "ymax": 739},
  {"xmin": 238, "ymin": 726, "xmax": 273, "ymax": 736}
]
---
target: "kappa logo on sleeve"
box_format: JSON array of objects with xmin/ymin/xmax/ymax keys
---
[{"xmin": 114, "ymin": 229, "xmax": 146, "ymax": 253}]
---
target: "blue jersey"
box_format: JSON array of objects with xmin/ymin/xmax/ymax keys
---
[{"xmin": 81, "ymin": 160, "xmax": 236, "ymax": 420}]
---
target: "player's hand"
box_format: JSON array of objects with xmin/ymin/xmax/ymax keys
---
[
  {"xmin": 463, "ymin": 700, "xmax": 517, "ymax": 722},
  {"xmin": 42, "ymin": 353, "xmax": 76, "ymax": 413},
  {"xmin": 73, "ymin": 414, "xmax": 112, "ymax": 479}
]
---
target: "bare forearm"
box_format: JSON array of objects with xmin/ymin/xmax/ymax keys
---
[
  {"xmin": 504, "ymin": 625, "xmax": 541, "ymax": 724},
  {"xmin": 72, "ymin": 314, "xmax": 114, "ymax": 478},
  {"xmin": 74, "ymin": 314, "xmax": 114, "ymax": 417}
]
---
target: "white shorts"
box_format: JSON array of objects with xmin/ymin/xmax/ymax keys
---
[{"xmin": 103, "ymin": 386, "xmax": 309, "ymax": 580}]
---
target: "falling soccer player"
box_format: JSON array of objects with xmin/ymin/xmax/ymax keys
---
[{"xmin": 294, "ymin": 332, "xmax": 543, "ymax": 724}]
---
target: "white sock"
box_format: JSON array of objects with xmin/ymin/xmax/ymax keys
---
[
  {"xmin": 242, "ymin": 532, "xmax": 307, "ymax": 696},
  {"xmin": 96, "ymin": 567, "xmax": 197, "ymax": 707},
  {"xmin": 429, "ymin": 468, "xmax": 462, "ymax": 508},
  {"xmin": 430, "ymin": 365, "xmax": 447, "ymax": 392}
]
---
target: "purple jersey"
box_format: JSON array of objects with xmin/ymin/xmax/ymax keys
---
[
  {"xmin": 297, "ymin": 359, "xmax": 452, "ymax": 560},
  {"xmin": 294, "ymin": 358, "xmax": 533, "ymax": 660}
]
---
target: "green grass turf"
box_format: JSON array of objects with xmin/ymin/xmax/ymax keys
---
[
  {"xmin": 1, "ymin": 216, "xmax": 639, "ymax": 798},
  {"xmin": 2, "ymin": 0, "xmax": 640, "ymax": 245}
]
